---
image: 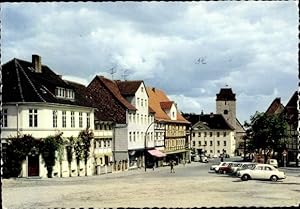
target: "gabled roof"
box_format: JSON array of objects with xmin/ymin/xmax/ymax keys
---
[
  {"xmin": 265, "ymin": 97, "xmax": 284, "ymax": 115},
  {"xmin": 185, "ymin": 113, "xmax": 235, "ymax": 130},
  {"xmin": 216, "ymin": 88, "xmax": 236, "ymax": 101},
  {"xmin": 283, "ymin": 91, "xmax": 297, "ymax": 125},
  {"xmin": 146, "ymin": 87, "xmax": 190, "ymax": 124},
  {"xmin": 2, "ymin": 57, "xmax": 91, "ymax": 107},
  {"xmin": 96, "ymin": 76, "xmax": 136, "ymax": 111},
  {"xmin": 160, "ymin": 101, "xmax": 174, "ymax": 110},
  {"xmin": 116, "ymin": 80, "xmax": 143, "ymax": 96}
]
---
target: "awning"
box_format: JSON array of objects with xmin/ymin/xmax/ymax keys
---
[{"xmin": 148, "ymin": 149, "xmax": 166, "ymax": 158}]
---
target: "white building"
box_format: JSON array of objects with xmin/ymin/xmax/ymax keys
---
[
  {"xmin": 86, "ymin": 76, "xmax": 155, "ymax": 169},
  {"xmin": 1, "ymin": 55, "xmax": 108, "ymax": 178}
]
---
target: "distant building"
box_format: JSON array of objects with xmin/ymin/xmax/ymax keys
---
[
  {"xmin": 216, "ymin": 87, "xmax": 246, "ymax": 156},
  {"xmin": 183, "ymin": 113, "xmax": 235, "ymax": 157}
]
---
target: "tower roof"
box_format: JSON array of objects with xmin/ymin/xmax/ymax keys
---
[{"xmin": 216, "ymin": 88, "xmax": 236, "ymax": 101}]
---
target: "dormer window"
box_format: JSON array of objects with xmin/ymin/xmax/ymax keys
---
[{"xmin": 56, "ymin": 87, "xmax": 74, "ymax": 100}]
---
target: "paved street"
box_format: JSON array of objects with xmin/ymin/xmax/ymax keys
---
[{"xmin": 2, "ymin": 159, "xmax": 300, "ymax": 208}]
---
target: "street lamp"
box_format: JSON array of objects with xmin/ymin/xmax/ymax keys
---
[{"xmin": 144, "ymin": 121, "xmax": 155, "ymax": 172}]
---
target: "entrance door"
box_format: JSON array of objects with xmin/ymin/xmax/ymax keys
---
[{"xmin": 28, "ymin": 155, "xmax": 39, "ymax": 177}]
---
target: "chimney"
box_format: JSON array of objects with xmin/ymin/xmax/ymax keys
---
[
  {"xmin": 152, "ymin": 87, "xmax": 155, "ymax": 92},
  {"xmin": 32, "ymin": 54, "xmax": 42, "ymax": 73}
]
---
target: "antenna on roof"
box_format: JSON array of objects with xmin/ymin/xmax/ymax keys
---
[
  {"xmin": 122, "ymin": 69, "xmax": 129, "ymax": 81},
  {"xmin": 108, "ymin": 67, "xmax": 117, "ymax": 80}
]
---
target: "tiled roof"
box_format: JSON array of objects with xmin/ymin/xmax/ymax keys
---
[
  {"xmin": 183, "ymin": 113, "xmax": 235, "ymax": 130},
  {"xmin": 216, "ymin": 88, "xmax": 236, "ymax": 101},
  {"xmin": 97, "ymin": 76, "xmax": 136, "ymax": 111},
  {"xmin": 265, "ymin": 97, "xmax": 284, "ymax": 115},
  {"xmin": 160, "ymin": 101, "xmax": 174, "ymax": 110},
  {"xmin": 116, "ymin": 80, "xmax": 143, "ymax": 96},
  {"xmin": 146, "ymin": 87, "xmax": 190, "ymax": 124},
  {"xmin": 2, "ymin": 57, "xmax": 91, "ymax": 107}
]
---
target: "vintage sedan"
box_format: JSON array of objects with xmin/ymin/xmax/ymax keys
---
[
  {"xmin": 210, "ymin": 162, "xmax": 227, "ymax": 171},
  {"xmin": 237, "ymin": 164, "xmax": 286, "ymax": 181}
]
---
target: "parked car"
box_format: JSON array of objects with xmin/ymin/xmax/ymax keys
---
[
  {"xmin": 237, "ymin": 164, "xmax": 286, "ymax": 181},
  {"xmin": 228, "ymin": 162, "xmax": 243, "ymax": 174},
  {"xmin": 232, "ymin": 162, "xmax": 256, "ymax": 175},
  {"xmin": 200, "ymin": 155, "xmax": 208, "ymax": 163},
  {"xmin": 210, "ymin": 162, "xmax": 227, "ymax": 171},
  {"xmin": 214, "ymin": 162, "xmax": 233, "ymax": 173},
  {"xmin": 218, "ymin": 162, "xmax": 235, "ymax": 174},
  {"xmin": 267, "ymin": 159, "xmax": 278, "ymax": 168}
]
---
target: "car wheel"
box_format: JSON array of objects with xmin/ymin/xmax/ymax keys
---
[
  {"xmin": 241, "ymin": 174, "xmax": 250, "ymax": 181},
  {"xmin": 270, "ymin": 175, "xmax": 278, "ymax": 182}
]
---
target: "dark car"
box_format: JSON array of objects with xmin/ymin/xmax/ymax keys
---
[{"xmin": 218, "ymin": 162, "xmax": 234, "ymax": 174}]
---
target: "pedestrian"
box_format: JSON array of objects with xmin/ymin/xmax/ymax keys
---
[{"xmin": 170, "ymin": 160, "xmax": 175, "ymax": 173}]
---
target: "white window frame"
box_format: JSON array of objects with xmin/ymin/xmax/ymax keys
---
[{"xmin": 29, "ymin": 109, "xmax": 38, "ymax": 127}]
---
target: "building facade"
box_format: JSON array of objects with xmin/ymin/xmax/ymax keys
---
[
  {"xmin": 183, "ymin": 113, "xmax": 235, "ymax": 158},
  {"xmin": 1, "ymin": 55, "xmax": 99, "ymax": 178},
  {"xmin": 147, "ymin": 87, "xmax": 190, "ymax": 165}
]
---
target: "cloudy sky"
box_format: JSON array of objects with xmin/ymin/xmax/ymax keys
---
[{"xmin": 1, "ymin": 1, "xmax": 298, "ymax": 124}]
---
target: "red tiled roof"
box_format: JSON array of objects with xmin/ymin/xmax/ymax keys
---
[
  {"xmin": 97, "ymin": 76, "xmax": 136, "ymax": 111},
  {"xmin": 146, "ymin": 87, "xmax": 190, "ymax": 124},
  {"xmin": 160, "ymin": 101, "xmax": 174, "ymax": 110}
]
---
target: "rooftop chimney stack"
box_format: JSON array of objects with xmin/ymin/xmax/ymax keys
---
[{"xmin": 32, "ymin": 54, "xmax": 42, "ymax": 73}]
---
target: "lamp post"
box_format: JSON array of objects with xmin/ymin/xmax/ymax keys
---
[{"xmin": 144, "ymin": 121, "xmax": 155, "ymax": 172}]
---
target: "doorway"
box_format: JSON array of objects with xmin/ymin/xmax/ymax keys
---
[{"xmin": 28, "ymin": 155, "xmax": 39, "ymax": 177}]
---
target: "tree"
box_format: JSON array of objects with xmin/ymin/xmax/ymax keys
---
[
  {"xmin": 66, "ymin": 136, "xmax": 75, "ymax": 177},
  {"xmin": 3, "ymin": 135, "xmax": 41, "ymax": 178},
  {"xmin": 40, "ymin": 133, "xmax": 64, "ymax": 178},
  {"xmin": 244, "ymin": 111, "xmax": 289, "ymax": 163},
  {"xmin": 78, "ymin": 129, "xmax": 94, "ymax": 176},
  {"xmin": 74, "ymin": 137, "xmax": 83, "ymax": 176}
]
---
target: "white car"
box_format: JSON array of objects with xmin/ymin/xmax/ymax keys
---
[{"xmin": 237, "ymin": 164, "xmax": 286, "ymax": 182}]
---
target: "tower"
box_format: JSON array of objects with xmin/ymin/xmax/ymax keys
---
[{"xmin": 216, "ymin": 87, "xmax": 236, "ymax": 130}]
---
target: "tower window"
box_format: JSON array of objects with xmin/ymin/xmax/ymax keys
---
[{"xmin": 224, "ymin": 110, "xmax": 228, "ymax": 115}]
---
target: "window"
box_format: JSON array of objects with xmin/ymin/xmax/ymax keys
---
[
  {"xmin": 210, "ymin": 150, "xmax": 213, "ymax": 153},
  {"xmin": 62, "ymin": 111, "xmax": 66, "ymax": 128},
  {"xmin": 217, "ymin": 141, "xmax": 220, "ymax": 146},
  {"xmin": 53, "ymin": 110, "xmax": 57, "ymax": 128},
  {"xmin": 71, "ymin": 111, "xmax": 75, "ymax": 128},
  {"xmin": 204, "ymin": 132, "xmax": 207, "ymax": 137},
  {"xmin": 224, "ymin": 141, "xmax": 227, "ymax": 146},
  {"xmin": 198, "ymin": 141, "xmax": 201, "ymax": 146},
  {"xmin": 79, "ymin": 112, "xmax": 83, "ymax": 128},
  {"xmin": 104, "ymin": 140, "xmax": 107, "ymax": 147},
  {"xmin": 137, "ymin": 114, "xmax": 139, "ymax": 124},
  {"xmin": 224, "ymin": 110, "xmax": 228, "ymax": 115},
  {"xmin": 141, "ymin": 114, "xmax": 143, "ymax": 124},
  {"xmin": 133, "ymin": 132, "xmax": 136, "ymax": 142},
  {"xmin": 198, "ymin": 132, "xmax": 201, "ymax": 137},
  {"xmin": 2, "ymin": 109, "xmax": 8, "ymax": 127},
  {"xmin": 205, "ymin": 141, "xmax": 207, "ymax": 146},
  {"xmin": 192, "ymin": 132, "xmax": 195, "ymax": 137},
  {"xmin": 86, "ymin": 113, "xmax": 90, "ymax": 128},
  {"xmin": 141, "ymin": 87, "xmax": 144, "ymax": 92},
  {"xmin": 137, "ymin": 98, "xmax": 140, "ymax": 106},
  {"xmin": 210, "ymin": 132, "xmax": 213, "ymax": 137},
  {"xmin": 223, "ymin": 132, "xmax": 227, "ymax": 137},
  {"xmin": 217, "ymin": 150, "xmax": 220, "ymax": 153},
  {"xmin": 29, "ymin": 109, "xmax": 38, "ymax": 127},
  {"xmin": 141, "ymin": 99, "xmax": 143, "ymax": 107},
  {"xmin": 129, "ymin": 132, "xmax": 132, "ymax": 142},
  {"xmin": 192, "ymin": 141, "xmax": 195, "ymax": 146},
  {"xmin": 217, "ymin": 132, "xmax": 220, "ymax": 137},
  {"xmin": 210, "ymin": 141, "xmax": 213, "ymax": 146}
]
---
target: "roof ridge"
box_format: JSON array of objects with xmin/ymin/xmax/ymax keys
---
[
  {"xmin": 14, "ymin": 59, "xmax": 25, "ymax": 102},
  {"xmin": 16, "ymin": 59, "xmax": 46, "ymax": 102}
]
